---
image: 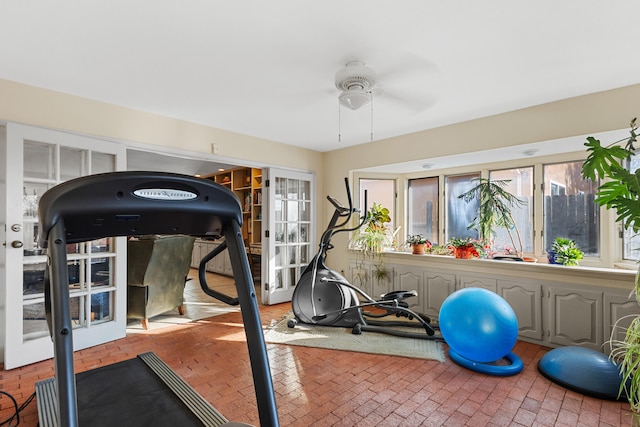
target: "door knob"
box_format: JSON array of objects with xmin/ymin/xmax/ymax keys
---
[
  {"xmin": 11, "ymin": 241, "xmax": 23, "ymax": 248},
  {"xmin": 10, "ymin": 224, "xmax": 22, "ymax": 232}
]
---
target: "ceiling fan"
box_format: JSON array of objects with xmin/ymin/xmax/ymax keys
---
[
  {"xmin": 334, "ymin": 58, "xmax": 440, "ymax": 113},
  {"xmin": 333, "ymin": 57, "xmax": 441, "ymax": 142},
  {"xmin": 334, "ymin": 60, "xmax": 377, "ymax": 111}
]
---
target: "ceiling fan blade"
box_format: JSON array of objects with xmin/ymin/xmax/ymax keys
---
[{"xmin": 376, "ymin": 88, "xmax": 440, "ymax": 114}]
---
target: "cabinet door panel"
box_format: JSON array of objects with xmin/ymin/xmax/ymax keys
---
[
  {"xmin": 604, "ymin": 292, "xmax": 640, "ymax": 353},
  {"xmin": 548, "ymin": 287, "xmax": 602, "ymax": 349},
  {"xmin": 423, "ymin": 270, "xmax": 456, "ymax": 319},
  {"xmin": 395, "ymin": 266, "xmax": 423, "ymax": 313},
  {"xmin": 349, "ymin": 261, "xmax": 371, "ymax": 295},
  {"xmin": 459, "ymin": 275, "xmax": 497, "ymax": 292},
  {"xmin": 498, "ymin": 281, "xmax": 543, "ymax": 341},
  {"xmin": 371, "ymin": 265, "xmax": 393, "ymax": 299}
]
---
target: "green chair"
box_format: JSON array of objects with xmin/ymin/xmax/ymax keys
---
[{"xmin": 127, "ymin": 235, "xmax": 196, "ymax": 329}]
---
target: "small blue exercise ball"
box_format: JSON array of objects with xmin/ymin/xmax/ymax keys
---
[{"xmin": 438, "ymin": 287, "xmax": 519, "ymax": 363}]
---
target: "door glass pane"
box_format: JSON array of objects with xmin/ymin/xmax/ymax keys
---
[
  {"xmin": 274, "ymin": 199, "xmax": 284, "ymax": 221},
  {"xmin": 24, "ymin": 262, "xmax": 46, "ymax": 296},
  {"xmin": 300, "ymin": 201, "xmax": 310, "ymax": 222},
  {"xmin": 23, "ymin": 301, "xmax": 49, "ymax": 339},
  {"xmin": 287, "ymin": 179, "xmax": 299, "ymax": 199},
  {"xmin": 446, "ymin": 173, "xmax": 480, "ymax": 241},
  {"xmin": 60, "ymin": 147, "xmax": 85, "ymax": 181},
  {"xmin": 287, "ymin": 200, "xmax": 298, "ymax": 222},
  {"xmin": 287, "ymin": 223, "xmax": 297, "ymax": 243},
  {"xmin": 24, "ymin": 141, "xmax": 54, "ymax": 180},
  {"xmin": 70, "ymin": 296, "xmax": 85, "ymax": 329},
  {"xmin": 92, "ymin": 151, "xmax": 116, "ymax": 174},
  {"xmin": 300, "ymin": 244, "xmax": 310, "ymax": 264},
  {"xmin": 543, "ymin": 161, "xmax": 599, "ymax": 255},
  {"xmin": 91, "ymin": 291, "xmax": 113, "ymax": 323},
  {"xmin": 275, "ymin": 177, "xmax": 286, "ymax": 199},
  {"xmin": 275, "ymin": 268, "xmax": 283, "ymax": 289},
  {"xmin": 68, "ymin": 259, "xmax": 84, "ymax": 290},
  {"xmin": 408, "ymin": 177, "xmax": 439, "ymax": 244},
  {"xmin": 489, "ymin": 167, "xmax": 534, "ymax": 253},
  {"xmin": 299, "ymin": 180, "xmax": 310, "ymax": 199}
]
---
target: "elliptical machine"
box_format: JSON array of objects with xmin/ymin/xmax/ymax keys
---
[{"xmin": 287, "ymin": 178, "xmax": 440, "ymax": 340}]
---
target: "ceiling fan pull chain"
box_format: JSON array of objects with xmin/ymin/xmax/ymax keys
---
[{"xmin": 338, "ymin": 100, "xmax": 342, "ymax": 142}]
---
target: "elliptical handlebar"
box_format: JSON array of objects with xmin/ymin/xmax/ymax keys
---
[{"xmin": 319, "ymin": 178, "xmax": 367, "ymax": 251}]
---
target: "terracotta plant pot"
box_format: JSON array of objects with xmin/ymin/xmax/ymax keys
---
[
  {"xmin": 454, "ymin": 244, "xmax": 477, "ymax": 259},
  {"xmin": 412, "ymin": 243, "xmax": 426, "ymax": 254}
]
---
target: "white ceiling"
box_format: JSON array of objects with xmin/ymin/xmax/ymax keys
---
[{"xmin": 1, "ymin": 1, "xmax": 640, "ymax": 155}]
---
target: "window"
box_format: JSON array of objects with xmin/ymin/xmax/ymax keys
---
[
  {"xmin": 408, "ymin": 177, "xmax": 439, "ymax": 244},
  {"xmin": 359, "ymin": 178, "xmax": 396, "ymax": 230},
  {"xmin": 489, "ymin": 167, "xmax": 534, "ymax": 253},
  {"xmin": 543, "ymin": 161, "xmax": 599, "ymax": 255},
  {"xmin": 445, "ymin": 173, "xmax": 480, "ymax": 242},
  {"xmin": 624, "ymin": 154, "xmax": 640, "ymax": 261}
]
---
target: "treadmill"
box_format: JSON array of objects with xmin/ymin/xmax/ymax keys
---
[{"xmin": 35, "ymin": 171, "xmax": 279, "ymax": 427}]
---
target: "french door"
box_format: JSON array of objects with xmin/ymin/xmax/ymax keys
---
[
  {"xmin": 263, "ymin": 168, "xmax": 315, "ymax": 305},
  {"xmin": 2, "ymin": 123, "xmax": 127, "ymax": 369}
]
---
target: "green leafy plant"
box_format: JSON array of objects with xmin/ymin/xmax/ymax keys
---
[
  {"xmin": 550, "ymin": 237, "xmax": 584, "ymax": 266},
  {"xmin": 349, "ymin": 203, "xmax": 392, "ymax": 282},
  {"xmin": 447, "ymin": 237, "xmax": 484, "ymax": 258},
  {"xmin": 428, "ymin": 245, "xmax": 453, "ymax": 256},
  {"xmin": 406, "ymin": 234, "xmax": 430, "ymax": 245},
  {"xmin": 458, "ymin": 178, "xmax": 526, "ymax": 256},
  {"xmin": 581, "ymin": 118, "xmax": 640, "ymax": 411}
]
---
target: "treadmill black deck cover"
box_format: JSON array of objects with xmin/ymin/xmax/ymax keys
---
[{"xmin": 76, "ymin": 356, "xmax": 205, "ymax": 426}]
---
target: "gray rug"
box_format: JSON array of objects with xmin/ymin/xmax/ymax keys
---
[{"xmin": 263, "ymin": 312, "xmax": 445, "ymax": 362}]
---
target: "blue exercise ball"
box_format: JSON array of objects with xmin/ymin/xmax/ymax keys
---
[{"xmin": 439, "ymin": 287, "xmax": 519, "ymax": 363}]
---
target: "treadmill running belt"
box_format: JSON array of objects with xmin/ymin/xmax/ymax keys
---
[{"xmin": 36, "ymin": 352, "xmax": 228, "ymax": 427}]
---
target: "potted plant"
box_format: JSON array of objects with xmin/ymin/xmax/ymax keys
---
[
  {"xmin": 349, "ymin": 202, "xmax": 392, "ymax": 281},
  {"xmin": 581, "ymin": 118, "xmax": 640, "ymax": 412},
  {"xmin": 458, "ymin": 178, "xmax": 526, "ymax": 257},
  {"xmin": 547, "ymin": 237, "xmax": 584, "ymax": 266},
  {"xmin": 448, "ymin": 237, "xmax": 484, "ymax": 259},
  {"xmin": 406, "ymin": 234, "xmax": 431, "ymax": 254}
]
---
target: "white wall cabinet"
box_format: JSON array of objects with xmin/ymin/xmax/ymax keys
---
[
  {"xmin": 192, "ymin": 239, "xmax": 233, "ymax": 277},
  {"xmin": 348, "ymin": 253, "xmax": 639, "ymax": 353}
]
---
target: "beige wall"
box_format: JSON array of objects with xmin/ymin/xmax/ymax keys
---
[
  {"xmin": 0, "ymin": 79, "xmax": 323, "ymax": 174},
  {"xmin": 3, "ymin": 78, "xmax": 640, "ymax": 277}
]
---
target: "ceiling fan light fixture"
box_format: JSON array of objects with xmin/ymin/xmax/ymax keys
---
[{"xmin": 339, "ymin": 88, "xmax": 371, "ymax": 110}]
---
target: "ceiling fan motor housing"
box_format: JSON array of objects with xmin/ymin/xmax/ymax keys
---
[
  {"xmin": 335, "ymin": 60, "xmax": 377, "ymax": 110},
  {"xmin": 335, "ymin": 60, "xmax": 377, "ymax": 92}
]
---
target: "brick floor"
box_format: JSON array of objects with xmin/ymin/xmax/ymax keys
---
[{"xmin": 0, "ymin": 303, "xmax": 635, "ymax": 426}]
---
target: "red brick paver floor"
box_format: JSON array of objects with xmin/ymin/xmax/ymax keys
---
[{"xmin": 0, "ymin": 302, "xmax": 634, "ymax": 426}]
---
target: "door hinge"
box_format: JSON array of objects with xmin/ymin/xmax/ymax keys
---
[
  {"xmin": 265, "ymin": 230, "xmax": 269, "ymax": 238},
  {"xmin": 264, "ymin": 282, "xmax": 269, "ymax": 291},
  {"xmin": 620, "ymin": 230, "xmax": 624, "ymax": 239},
  {"xmin": 265, "ymin": 179, "xmax": 270, "ymax": 188}
]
